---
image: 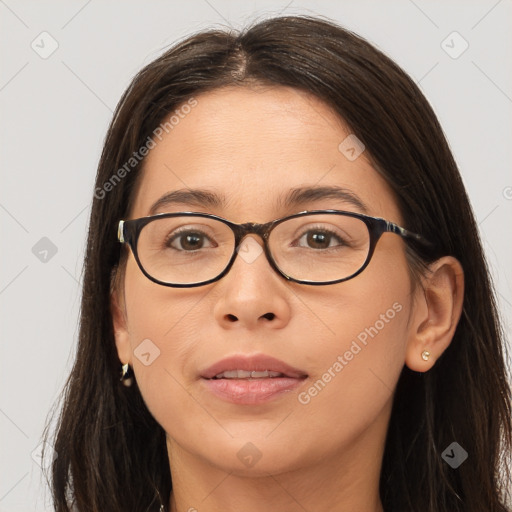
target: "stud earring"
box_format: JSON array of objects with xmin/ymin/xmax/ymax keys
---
[
  {"xmin": 120, "ymin": 363, "xmax": 133, "ymax": 387},
  {"xmin": 421, "ymin": 350, "xmax": 431, "ymax": 361}
]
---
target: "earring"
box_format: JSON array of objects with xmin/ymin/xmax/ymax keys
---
[
  {"xmin": 120, "ymin": 363, "xmax": 133, "ymax": 387},
  {"xmin": 421, "ymin": 350, "xmax": 431, "ymax": 361}
]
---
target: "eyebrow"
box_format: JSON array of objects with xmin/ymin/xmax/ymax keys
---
[
  {"xmin": 278, "ymin": 185, "xmax": 368, "ymax": 214},
  {"xmin": 149, "ymin": 189, "xmax": 226, "ymax": 215},
  {"xmin": 148, "ymin": 185, "xmax": 369, "ymax": 216}
]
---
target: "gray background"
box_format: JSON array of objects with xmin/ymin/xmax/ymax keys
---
[{"xmin": 1, "ymin": 1, "xmax": 511, "ymax": 510}]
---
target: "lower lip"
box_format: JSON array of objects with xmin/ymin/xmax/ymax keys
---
[{"xmin": 201, "ymin": 377, "xmax": 305, "ymax": 405}]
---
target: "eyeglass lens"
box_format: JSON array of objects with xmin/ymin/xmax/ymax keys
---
[{"xmin": 135, "ymin": 214, "xmax": 371, "ymax": 285}]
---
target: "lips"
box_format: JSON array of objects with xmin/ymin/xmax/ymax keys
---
[
  {"xmin": 200, "ymin": 354, "xmax": 308, "ymax": 405},
  {"xmin": 212, "ymin": 369, "xmax": 284, "ymax": 379},
  {"xmin": 200, "ymin": 354, "xmax": 308, "ymax": 380}
]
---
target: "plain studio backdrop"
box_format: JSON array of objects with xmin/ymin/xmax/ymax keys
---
[{"xmin": 1, "ymin": 1, "xmax": 511, "ymax": 510}]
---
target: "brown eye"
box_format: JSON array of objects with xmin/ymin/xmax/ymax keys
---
[
  {"xmin": 295, "ymin": 229, "xmax": 348, "ymax": 250},
  {"xmin": 167, "ymin": 230, "xmax": 214, "ymax": 251}
]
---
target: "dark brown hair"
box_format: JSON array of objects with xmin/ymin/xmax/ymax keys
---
[{"xmin": 43, "ymin": 14, "xmax": 512, "ymax": 511}]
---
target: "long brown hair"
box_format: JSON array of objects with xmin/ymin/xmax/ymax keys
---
[{"xmin": 43, "ymin": 14, "xmax": 512, "ymax": 511}]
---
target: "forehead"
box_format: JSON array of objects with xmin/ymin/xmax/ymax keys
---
[{"xmin": 130, "ymin": 85, "xmax": 401, "ymax": 223}]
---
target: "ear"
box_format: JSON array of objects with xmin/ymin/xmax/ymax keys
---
[
  {"xmin": 110, "ymin": 266, "xmax": 132, "ymax": 366},
  {"xmin": 405, "ymin": 256, "xmax": 464, "ymax": 372}
]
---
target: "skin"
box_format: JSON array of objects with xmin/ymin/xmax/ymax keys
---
[{"xmin": 111, "ymin": 85, "xmax": 464, "ymax": 512}]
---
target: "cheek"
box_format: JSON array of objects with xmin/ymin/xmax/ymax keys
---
[
  {"xmin": 122, "ymin": 258, "xmax": 206, "ymax": 421},
  {"xmin": 296, "ymin": 242, "xmax": 412, "ymax": 443},
  {"xmin": 298, "ymin": 299, "xmax": 409, "ymax": 429}
]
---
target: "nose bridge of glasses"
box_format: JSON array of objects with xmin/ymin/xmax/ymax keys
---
[{"xmin": 234, "ymin": 221, "xmax": 271, "ymax": 245}]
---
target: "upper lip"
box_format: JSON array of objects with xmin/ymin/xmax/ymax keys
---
[{"xmin": 200, "ymin": 354, "xmax": 308, "ymax": 379}]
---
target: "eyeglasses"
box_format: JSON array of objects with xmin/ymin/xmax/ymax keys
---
[{"xmin": 117, "ymin": 210, "xmax": 433, "ymax": 288}]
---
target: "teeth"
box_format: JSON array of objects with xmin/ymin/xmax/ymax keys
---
[
  {"xmin": 213, "ymin": 370, "xmax": 284, "ymax": 379},
  {"xmin": 223, "ymin": 370, "xmax": 251, "ymax": 379},
  {"xmin": 251, "ymin": 370, "xmax": 271, "ymax": 378}
]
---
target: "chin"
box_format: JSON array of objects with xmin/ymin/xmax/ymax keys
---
[{"xmin": 195, "ymin": 435, "xmax": 312, "ymax": 476}]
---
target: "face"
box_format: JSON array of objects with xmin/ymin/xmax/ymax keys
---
[{"xmin": 113, "ymin": 85, "xmax": 420, "ymax": 477}]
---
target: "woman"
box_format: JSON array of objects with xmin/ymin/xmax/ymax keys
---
[{"xmin": 43, "ymin": 14, "xmax": 512, "ymax": 512}]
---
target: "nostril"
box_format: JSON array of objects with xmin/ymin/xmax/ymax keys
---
[
  {"xmin": 262, "ymin": 312, "xmax": 275, "ymax": 320},
  {"xmin": 226, "ymin": 314, "xmax": 238, "ymax": 322}
]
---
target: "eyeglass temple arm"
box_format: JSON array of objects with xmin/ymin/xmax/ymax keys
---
[
  {"xmin": 118, "ymin": 220, "xmax": 125, "ymax": 243},
  {"xmin": 386, "ymin": 221, "xmax": 433, "ymax": 248}
]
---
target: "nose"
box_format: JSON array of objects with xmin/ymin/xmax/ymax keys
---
[{"xmin": 212, "ymin": 235, "xmax": 292, "ymax": 330}]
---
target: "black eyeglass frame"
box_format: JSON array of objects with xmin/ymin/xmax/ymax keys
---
[{"xmin": 117, "ymin": 210, "xmax": 434, "ymax": 288}]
